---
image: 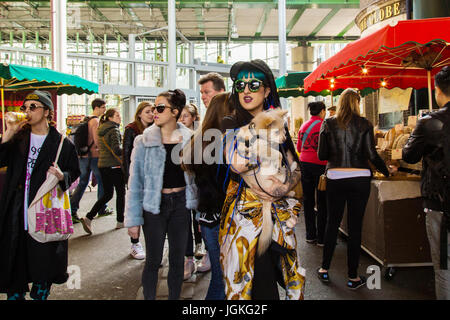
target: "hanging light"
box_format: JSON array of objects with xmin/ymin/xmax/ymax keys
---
[
  {"xmin": 361, "ymin": 65, "xmax": 368, "ymax": 74},
  {"xmin": 330, "ymin": 83, "xmax": 335, "ymax": 89},
  {"xmin": 381, "ymin": 78, "xmax": 387, "ymax": 87},
  {"xmin": 330, "ymin": 77, "xmax": 335, "ymax": 83}
]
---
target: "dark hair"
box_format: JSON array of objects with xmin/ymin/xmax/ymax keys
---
[
  {"xmin": 308, "ymin": 101, "xmax": 326, "ymax": 116},
  {"xmin": 100, "ymin": 108, "xmax": 119, "ymax": 124},
  {"xmin": 92, "ymin": 98, "xmax": 106, "ymax": 110},
  {"xmin": 198, "ymin": 73, "xmax": 226, "ymax": 92},
  {"xmin": 435, "ymin": 66, "xmax": 450, "ymax": 96},
  {"xmin": 157, "ymin": 89, "xmax": 186, "ymax": 121}
]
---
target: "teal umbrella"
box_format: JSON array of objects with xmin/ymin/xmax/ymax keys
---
[
  {"xmin": 276, "ymin": 71, "xmax": 373, "ymax": 98},
  {"xmin": 1, "ymin": 63, "xmax": 98, "ymax": 132}
]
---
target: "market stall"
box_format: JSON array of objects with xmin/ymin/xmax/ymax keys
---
[{"xmin": 301, "ymin": 18, "xmax": 450, "ymax": 278}]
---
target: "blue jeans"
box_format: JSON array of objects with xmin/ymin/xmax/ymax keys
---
[
  {"xmin": 200, "ymin": 224, "xmax": 225, "ymax": 300},
  {"xmin": 70, "ymin": 157, "xmax": 105, "ymax": 215}
]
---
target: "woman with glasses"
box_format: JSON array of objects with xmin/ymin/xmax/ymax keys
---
[
  {"xmin": 80, "ymin": 108, "xmax": 125, "ymax": 234},
  {"xmin": 0, "ymin": 90, "xmax": 80, "ymax": 300},
  {"xmin": 316, "ymin": 88, "xmax": 395, "ymax": 290},
  {"xmin": 124, "ymin": 89, "xmax": 198, "ymax": 300},
  {"xmin": 122, "ymin": 101, "xmax": 154, "ymax": 260},
  {"xmin": 220, "ymin": 60, "xmax": 305, "ymax": 300}
]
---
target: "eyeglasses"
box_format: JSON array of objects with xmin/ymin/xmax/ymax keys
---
[
  {"xmin": 151, "ymin": 104, "xmax": 172, "ymax": 113},
  {"xmin": 234, "ymin": 79, "xmax": 264, "ymax": 93},
  {"xmin": 20, "ymin": 103, "xmax": 45, "ymax": 112}
]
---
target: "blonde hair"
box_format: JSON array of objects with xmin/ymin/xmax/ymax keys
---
[
  {"xmin": 336, "ymin": 88, "xmax": 361, "ymax": 129},
  {"xmin": 183, "ymin": 103, "xmax": 200, "ymax": 121}
]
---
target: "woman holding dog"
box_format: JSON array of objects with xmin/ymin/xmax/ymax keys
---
[{"xmin": 219, "ymin": 59, "xmax": 305, "ymax": 300}]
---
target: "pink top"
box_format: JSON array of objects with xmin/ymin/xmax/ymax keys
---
[{"xmin": 297, "ymin": 116, "xmax": 327, "ymax": 166}]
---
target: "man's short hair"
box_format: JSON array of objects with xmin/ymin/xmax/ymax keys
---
[
  {"xmin": 308, "ymin": 101, "xmax": 326, "ymax": 116},
  {"xmin": 92, "ymin": 98, "xmax": 106, "ymax": 110},
  {"xmin": 435, "ymin": 66, "xmax": 450, "ymax": 97},
  {"xmin": 198, "ymin": 72, "xmax": 226, "ymax": 92}
]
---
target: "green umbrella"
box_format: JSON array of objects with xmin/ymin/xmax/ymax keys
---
[
  {"xmin": 1, "ymin": 63, "xmax": 98, "ymax": 132},
  {"xmin": 276, "ymin": 71, "xmax": 373, "ymax": 98}
]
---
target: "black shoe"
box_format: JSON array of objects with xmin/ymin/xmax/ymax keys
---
[
  {"xmin": 317, "ymin": 267, "xmax": 330, "ymax": 283},
  {"xmin": 347, "ymin": 276, "xmax": 367, "ymax": 290},
  {"xmin": 72, "ymin": 214, "xmax": 81, "ymax": 224}
]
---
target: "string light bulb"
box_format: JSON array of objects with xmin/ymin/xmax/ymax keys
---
[
  {"xmin": 330, "ymin": 77, "xmax": 335, "ymax": 83},
  {"xmin": 381, "ymin": 79, "xmax": 387, "ymax": 87},
  {"xmin": 362, "ymin": 65, "xmax": 368, "ymax": 74}
]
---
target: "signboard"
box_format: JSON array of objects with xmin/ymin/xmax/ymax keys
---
[
  {"xmin": 356, "ymin": 0, "xmax": 406, "ymax": 33},
  {"xmin": 378, "ymin": 87, "xmax": 412, "ymax": 114}
]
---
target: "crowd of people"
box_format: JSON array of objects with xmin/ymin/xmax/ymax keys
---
[{"xmin": 0, "ymin": 60, "xmax": 448, "ymax": 300}]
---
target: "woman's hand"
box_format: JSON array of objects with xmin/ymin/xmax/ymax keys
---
[
  {"xmin": 48, "ymin": 162, "xmax": 64, "ymax": 181},
  {"xmin": 1, "ymin": 119, "xmax": 27, "ymax": 143},
  {"xmin": 128, "ymin": 226, "xmax": 140, "ymax": 239},
  {"xmin": 248, "ymin": 175, "xmax": 290, "ymax": 202},
  {"xmin": 388, "ymin": 165, "xmax": 398, "ymax": 176}
]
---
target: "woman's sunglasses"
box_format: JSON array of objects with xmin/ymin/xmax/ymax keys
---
[
  {"xmin": 234, "ymin": 79, "xmax": 264, "ymax": 93},
  {"xmin": 151, "ymin": 104, "xmax": 172, "ymax": 113},
  {"xmin": 20, "ymin": 103, "xmax": 45, "ymax": 112}
]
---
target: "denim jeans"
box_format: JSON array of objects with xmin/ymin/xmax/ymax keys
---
[
  {"xmin": 425, "ymin": 209, "xmax": 450, "ymax": 300},
  {"xmin": 200, "ymin": 224, "xmax": 225, "ymax": 300},
  {"xmin": 70, "ymin": 157, "xmax": 105, "ymax": 215},
  {"xmin": 141, "ymin": 190, "xmax": 190, "ymax": 300}
]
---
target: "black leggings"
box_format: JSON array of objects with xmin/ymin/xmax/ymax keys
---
[
  {"xmin": 87, "ymin": 167, "xmax": 125, "ymax": 222},
  {"xmin": 321, "ymin": 177, "xmax": 371, "ymax": 279}
]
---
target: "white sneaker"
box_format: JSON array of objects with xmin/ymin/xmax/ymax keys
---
[
  {"xmin": 194, "ymin": 243, "xmax": 205, "ymax": 258},
  {"xmin": 115, "ymin": 222, "xmax": 124, "ymax": 229},
  {"xmin": 184, "ymin": 257, "xmax": 196, "ymax": 280},
  {"xmin": 130, "ymin": 243, "xmax": 145, "ymax": 260},
  {"xmin": 80, "ymin": 217, "xmax": 92, "ymax": 235},
  {"xmin": 196, "ymin": 252, "xmax": 211, "ymax": 273}
]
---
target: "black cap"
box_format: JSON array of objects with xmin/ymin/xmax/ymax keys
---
[{"xmin": 23, "ymin": 90, "xmax": 54, "ymax": 110}]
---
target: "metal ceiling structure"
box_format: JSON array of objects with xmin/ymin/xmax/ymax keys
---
[{"xmin": 0, "ymin": 1, "xmax": 361, "ymax": 43}]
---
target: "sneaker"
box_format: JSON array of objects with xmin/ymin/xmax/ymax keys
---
[
  {"xmin": 197, "ymin": 252, "xmax": 211, "ymax": 273},
  {"xmin": 71, "ymin": 214, "xmax": 81, "ymax": 224},
  {"xmin": 80, "ymin": 217, "xmax": 92, "ymax": 235},
  {"xmin": 115, "ymin": 222, "xmax": 124, "ymax": 229},
  {"xmin": 317, "ymin": 242, "xmax": 324, "ymax": 247},
  {"xmin": 98, "ymin": 207, "xmax": 114, "ymax": 217},
  {"xmin": 317, "ymin": 267, "xmax": 330, "ymax": 283},
  {"xmin": 130, "ymin": 243, "xmax": 145, "ymax": 260},
  {"xmin": 194, "ymin": 243, "xmax": 205, "ymax": 258},
  {"xmin": 306, "ymin": 238, "xmax": 317, "ymax": 244},
  {"xmin": 347, "ymin": 276, "xmax": 367, "ymax": 290},
  {"xmin": 184, "ymin": 258, "xmax": 196, "ymax": 280}
]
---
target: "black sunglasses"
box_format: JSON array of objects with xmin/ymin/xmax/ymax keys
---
[
  {"xmin": 20, "ymin": 103, "xmax": 45, "ymax": 112},
  {"xmin": 151, "ymin": 104, "xmax": 172, "ymax": 113},
  {"xmin": 234, "ymin": 79, "xmax": 264, "ymax": 93}
]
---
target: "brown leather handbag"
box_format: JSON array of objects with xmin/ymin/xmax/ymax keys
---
[{"xmin": 317, "ymin": 172, "xmax": 327, "ymax": 191}]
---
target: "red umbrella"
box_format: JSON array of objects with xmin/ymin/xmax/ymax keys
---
[{"xmin": 304, "ymin": 17, "xmax": 450, "ymax": 111}]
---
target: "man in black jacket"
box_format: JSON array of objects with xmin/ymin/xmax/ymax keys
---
[{"xmin": 402, "ymin": 66, "xmax": 450, "ymax": 300}]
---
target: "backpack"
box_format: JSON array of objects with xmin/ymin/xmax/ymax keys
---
[{"xmin": 71, "ymin": 116, "xmax": 97, "ymax": 156}]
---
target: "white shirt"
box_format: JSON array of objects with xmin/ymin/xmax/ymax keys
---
[{"xmin": 24, "ymin": 132, "xmax": 47, "ymax": 230}]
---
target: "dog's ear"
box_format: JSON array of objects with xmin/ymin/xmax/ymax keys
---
[
  {"xmin": 276, "ymin": 109, "xmax": 289, "ymax": 118},
  {"xmin": 261, "ymin": 115, "xmax": 275, "ymax": 128}
]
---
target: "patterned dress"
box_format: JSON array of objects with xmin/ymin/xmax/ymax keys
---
[{"xmin": 219, "ymin": 179, "xmax": 306, "ymax": 300}]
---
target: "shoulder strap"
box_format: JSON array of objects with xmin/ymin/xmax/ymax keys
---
[
  {"xmin": 54, "ymin": 135, "xmax": 65, "ymax": 164},
  {"xmin": 102, "ymin": 134, "xmax": 123, "ymax": 165},
  {"xmin": 301, "ymin": 120, "xmax": 321, "ymax": 150}
]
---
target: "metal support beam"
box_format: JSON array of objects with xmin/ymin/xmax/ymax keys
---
[
  {"xmin": 337, "ymin": 21, "xmax": 355, "ymax": 38},
  {"xmin": 309, "ymin": 8, "xmax": 340, "ymax": 38},
  {"xmin": 195, "ymin": 8, "xmax": 205, "ymax": 36},
  {"xmin": 255, "ymin": 6, "xmax": 272, "ymax": 38},
  {"xmin": 286, "ymin": 7, "xmax": 306, "ymax": 36},
  {"xmin": 168, "ymin": 0, "xmax": 176, "ymax": 89},
  {"xmin": 50, "ymin": 0, "xmax": 68, "ymax": 132},
  {"xmin": 278, "ymin": 0, "xmax": 287, "ymax": 109}
]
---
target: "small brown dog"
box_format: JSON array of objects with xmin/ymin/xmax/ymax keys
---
[{"xmin": 236, "ymin": 109, "xmax": 297, "ymax": 256}]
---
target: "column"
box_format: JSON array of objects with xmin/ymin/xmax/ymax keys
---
[
  {"xmin": 278, "ymin": 0, "xmax": 287, "ymax": 109},
  {"xmin": 168, "ymin": 0, "xmax": 176, "ymax": 89}
]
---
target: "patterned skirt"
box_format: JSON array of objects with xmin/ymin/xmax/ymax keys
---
[{"xmin": 219, "ymin": 179, "xmax": 306, "ymax": 300}]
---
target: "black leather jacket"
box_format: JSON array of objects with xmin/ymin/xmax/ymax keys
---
[
  {"xmin": 318, "ymin": 115, "xmax": 389, "ymax": 177},
  {"xmin": 403, "ymin": 103, "xmax": 450, "ymax": 212}
]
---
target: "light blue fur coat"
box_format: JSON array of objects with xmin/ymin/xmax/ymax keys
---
[{"xmin": 124, "ymin": 123, "xmax": 198, "ymax": 228}]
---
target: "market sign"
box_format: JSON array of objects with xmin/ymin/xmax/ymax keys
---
[{"xmin": 356, "ymin": 0, "xmax": 406, "ymax": 33}]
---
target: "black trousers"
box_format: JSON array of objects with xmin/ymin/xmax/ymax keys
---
[
  {"xmin": 321, "ymin": 177, "xmax": 371, "ymax": 279},
  {"xmin": 86, "ymin": 167, "xmax": 125, "ymax": 222},
  {"xmin": 141, "ymin": 191, "xmax": 190, "ymax": 300},
  {"xmin": 185, "ymin": 210, "xmax": 203, "ymax": 257},
  {"xmin": 300, "ymin": 162, "xmax": 327, "ymax": 243}
]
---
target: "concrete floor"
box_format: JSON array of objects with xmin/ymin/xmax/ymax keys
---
[{"xmin": 1, "ymin": 187, "xmax": 436, "ymax": 300}]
